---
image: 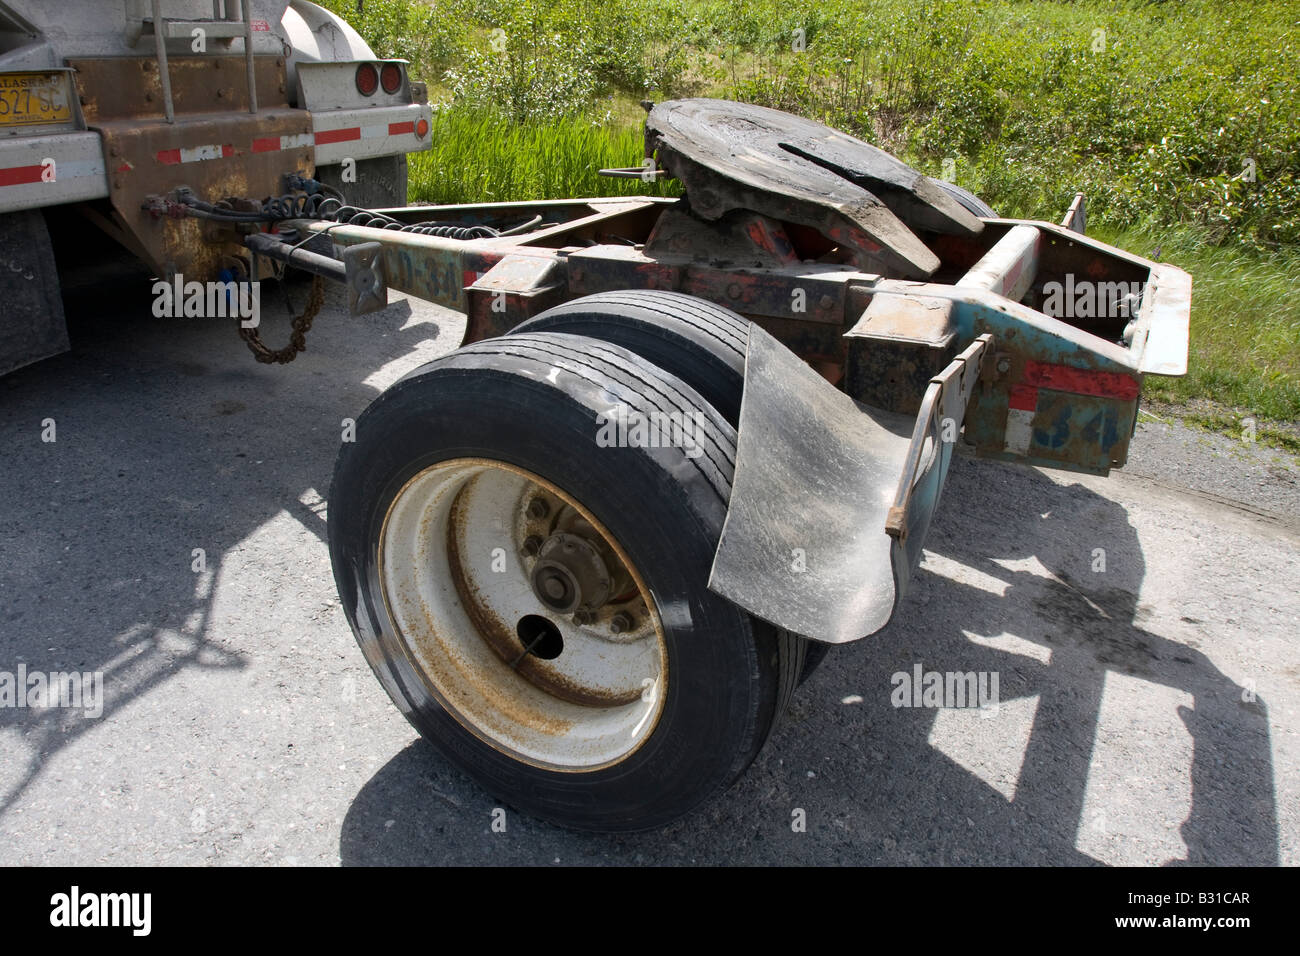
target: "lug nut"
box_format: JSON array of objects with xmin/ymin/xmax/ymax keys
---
[
  {"xmin": 610, "ymin": 612, "xmax": 635, "ymax": 634},
  {"xmin": 572, "ymin": 609, "xmax": 595, "ymax": 626},
  {"xmin": 521, "ymin": 535, "xmax": 542, "ymax": 557},
  {"xmin": 526, "ymin": 497, "xmax": 550, "ymax": 520}
]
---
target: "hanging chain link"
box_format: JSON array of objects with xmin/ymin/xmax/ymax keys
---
[{"xmin": 237, "ymin": 275, "xmax": 325, "ymax": 364}]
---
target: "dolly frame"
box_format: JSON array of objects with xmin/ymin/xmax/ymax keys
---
[{"xmin": 256, "ymin": 183, "xmax": 1189, "ymax": 643}]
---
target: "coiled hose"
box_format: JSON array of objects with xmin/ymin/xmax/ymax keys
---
[
  {"xmin": 314, "ymin": 200, "xmax": 542, "ymax": 239},
  {"xmin": 174, "ymin": 187, "xmax": 544, "ymax": 240}
]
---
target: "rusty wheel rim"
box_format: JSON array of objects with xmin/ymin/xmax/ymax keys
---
[{"xmin": 378, "ymin": 458, "xmax": 668, "ymax": 771}]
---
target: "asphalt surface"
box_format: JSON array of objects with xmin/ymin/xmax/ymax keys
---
[{"xmin": 0, "ymin": 274, "xmax": 1296, "ymax": 865}]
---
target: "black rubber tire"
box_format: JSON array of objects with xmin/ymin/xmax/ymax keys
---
[
  {"xmin": 0, "ymin": 208, "xmax": 69, "ymax": 375},
  {"xmin": 513, "ymin": 291, "xmax": 831, "ymax": 686},
  {"xmin": 933, "ymin": 179, "xmax": 998, "ymax": 218},
  {"xmin": 315, "ymin": 155, "xmax": 408, "ymax": 210},
  {"xmin": 329, "ymin": 331, "xmax": 804, "ymax": 831},
  {"xmin": 509, "ymin": 290, "xmax": 748, "ymax": 426}
]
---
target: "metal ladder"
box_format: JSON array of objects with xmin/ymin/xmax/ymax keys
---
[{"xmin": 142, "ymin": 0, "xmax": 260, "ymax": 123}]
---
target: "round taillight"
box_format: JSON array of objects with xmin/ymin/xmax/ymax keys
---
[
  {"xmin": 355, "ymin": 63, "xmax": 379, "ymax": 97},
  {"xmin": 380, "ymin": 63, "xmax": 403, "ymax": 94},
  {"xmin": 416, "ymin": 118, "xmax": 429, "ymax": 139}
]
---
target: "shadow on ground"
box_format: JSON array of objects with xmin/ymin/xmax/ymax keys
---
[
  {"xmin": 0, "ymin": 272, "xmax": 438, "ymax": 815},
  {"xmin": 0, "ymin": 266, "xmax": 1274, "ymax": 865},
  {"xmin": 340, "ymin": 456, "xmax": 1275, "ymax": 866}
]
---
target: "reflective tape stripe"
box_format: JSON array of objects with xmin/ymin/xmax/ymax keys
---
[
  {"xmin": 1008, "ymin": 384, "xmax": 1038, "ymax": 412},
  {"xmin": 157, "ymin": 144, "xmax": 236, "ymax": 165},
  {"xmin": 252, "ymin": 132, "xmax": 314, "ymax": 153},
  {"xmin": 1004, "ymin": 407, "xmax": 1035, "ymax": 455},
  {"xmin": 0, "ymin": 157, "xmax": 106, "ymax": 187},
  {"xmin": 309, "ymin": 104, "xmax": 431, "ymax": 164},
  {"xmin": 315, "ymin": 127, "xmax": 360, "ymax": 145},
  {"xmin": 315, "ymin": 124, "xmax": 419, "ymax": 144},
  {"xmin": 0, "ymin": 164, "xmax": 44, "ymax": 187},
  {"xmin": 1004, "ymin": 385, "xmax": 1038, "ymax": 454},
  {"xmin": 1023, "ymin": 360, "xmax": 1139, "ymax": 400}
]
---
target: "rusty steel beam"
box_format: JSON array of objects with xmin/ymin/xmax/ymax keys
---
[
  {"xmin": 289, "ymin": 185, "xmax": 1185, "ymax": 480},
  {"xmin": 957, "ymin": 223, "xmax": 1041, "ymax": 302},
  {"xmin": 245, "ymin": 232, "xmax": 346, "ymax": 283}
]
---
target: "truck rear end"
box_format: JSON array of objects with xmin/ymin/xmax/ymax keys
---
[{"xmin": 0, "ymin": 0, "xmax": 431, "ymax": 374}]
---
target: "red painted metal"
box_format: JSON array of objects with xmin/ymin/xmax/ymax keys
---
[
  {"xmin": 1008, "ymin": 384, "xmax": 1039, "ymax": 412},
  {"xmin": 1024, "ymin": 360, "xmax": 1139, "ymax": 400}
]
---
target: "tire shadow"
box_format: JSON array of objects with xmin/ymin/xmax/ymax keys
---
[{"xmin": 339, "ymin": 453, "xmax": 1278, "ymax": 865}]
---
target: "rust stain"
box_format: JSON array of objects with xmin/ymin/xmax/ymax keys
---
[
  {"xmin": 397, "ymin": 478, "xmax": 575, "ymax": 739},
  {"xmin": 70, "ymin": 56, "xmax": 289, "ymax": 123},
  {"xmin": 445, "ymin": 482, "xmax": 639, "ymax": 709},
  {"xmin": 93, "ymin": 109, "xmax": 312, "ymax": 278}
]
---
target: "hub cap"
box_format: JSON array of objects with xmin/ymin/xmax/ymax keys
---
[{"xmin": 378, "ymin": 458, "xmax": 667, "ymax": 771}]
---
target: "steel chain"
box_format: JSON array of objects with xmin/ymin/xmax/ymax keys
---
[{"xmin": 237, "ymin": 275, "xmax": 325, "ymax": 364}]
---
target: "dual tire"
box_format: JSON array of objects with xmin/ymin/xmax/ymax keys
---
[{"xmin": 329, "ymin": 292, "xmax": 808, "ymax": 830}]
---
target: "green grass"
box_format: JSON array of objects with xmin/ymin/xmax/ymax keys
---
[
  {"xmin": 1091, "ymin": 224, "xmax": 1300, "ymax": 423},
  {"xmin": 1180, "ymin": 408, "xmax": 1300, "ymax": 455},
  {"xmin": 322, "ymin": 0, "xmax": 1300, "ymax": 427},
  {"xmin": 408, "ymin": 107, "xmax": 678, "ymax": 204}
]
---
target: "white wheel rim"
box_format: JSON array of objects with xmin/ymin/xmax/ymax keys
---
[{"xmin": 378, "ymin": 458, "xmax": 667, "ymax": 771}]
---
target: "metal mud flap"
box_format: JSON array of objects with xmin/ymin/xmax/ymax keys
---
[{"xmin": 708, "ymin": 326, "xmax": 991, "ymax": 644}]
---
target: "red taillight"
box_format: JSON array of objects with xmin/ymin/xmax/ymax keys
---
[
  {"xmin": 380, "ymin": 63, "xmax": 403, "ymax": 94},
  {"xmin": 355, "ymin": 63, "xmax": 379, "ymax": 97}
]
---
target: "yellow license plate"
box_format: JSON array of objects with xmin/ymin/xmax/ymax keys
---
[{"xmin": 0, "ymin": 72, "xmax": 72, "ymax": 127}]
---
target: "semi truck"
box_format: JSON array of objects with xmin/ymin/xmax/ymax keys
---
[{"xmin": 0, "ymin": 0, "xmax": 431, "ymax": 376}]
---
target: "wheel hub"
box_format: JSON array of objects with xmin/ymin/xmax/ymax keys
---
[{"xmin": 530, "ymin": 532, "xmax": 612, "ymax": 613}]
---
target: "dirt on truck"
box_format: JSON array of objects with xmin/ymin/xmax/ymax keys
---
[{"xmin": 0, "ymin": 0, "xmax": 431, "ymax": 376}]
